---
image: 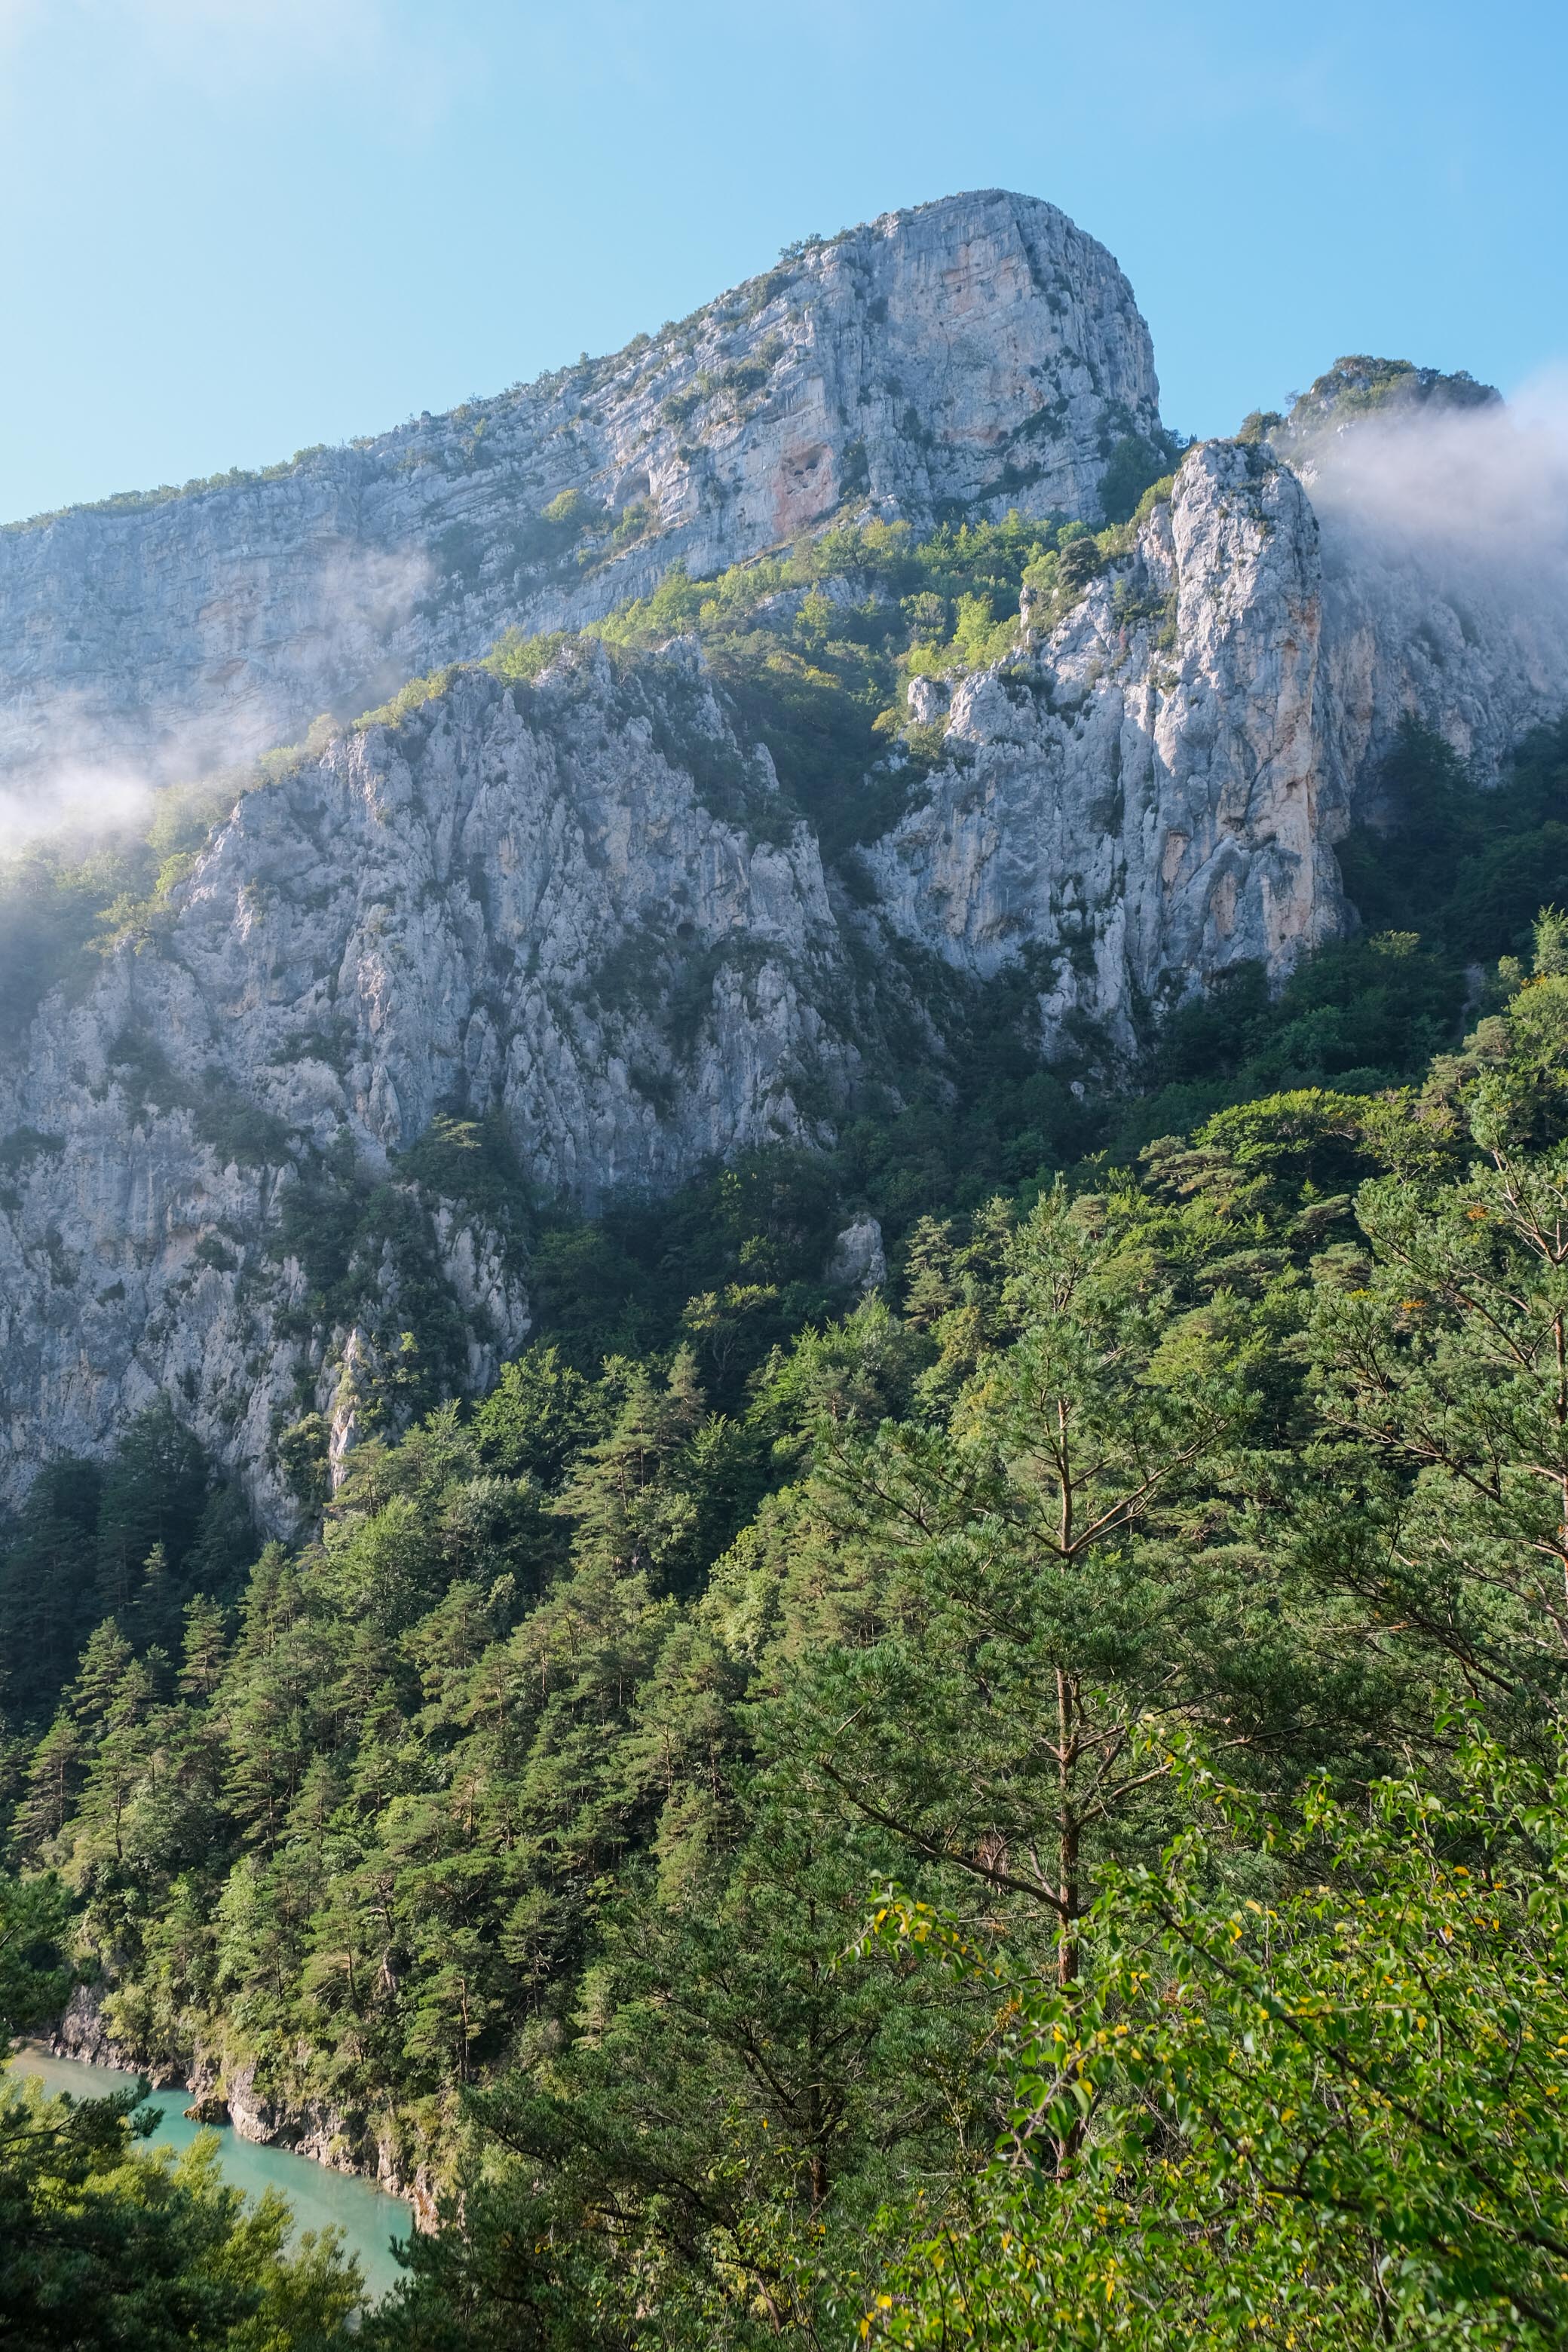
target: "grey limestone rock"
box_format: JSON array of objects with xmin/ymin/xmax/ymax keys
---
[
  {"xmin": 0, "ymin": 190, "xmax": 1162, "ymax": 790},
  {"xmin": 865, "ymin": 439, "xmax": 1344, "ymax": 1051},
  {"xmin": 0, "ymin": 643, "xmax": 857, "ymax": 1524},
  {"xmin": 826, "ymin": 1214, "xmax": 888, "ymax": 1293},
  {"xmin": 1264, "ymin": 360, "xmax": 1568, "ymax": 795},
  {"xmin": 2, "ymin": 195, "xmax": 1565, "ymax": 1520},
  {"xmin": 0, "ymin": 446, "xmax": 1355, "ymax": 1520}
]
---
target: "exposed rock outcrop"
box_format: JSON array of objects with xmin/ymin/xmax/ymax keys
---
[
  {"xmin": 53, "ymin": 1983, "xmax": 121, "ymax": 2069},
  {"xmin": 222, "ymin": 2060, "xmax": 437, "ymax": 2225},
  {"xmin": 826, "ymin": 1214, "xmax": 888, "ymax": 1293},
  {"xmin": 0, "ymin": 645, "xmax": 848, "ymax": 1524},
  {"xmin": 0, "ymin": 443, "xmax": 1360, "ymax": 1520},
  {"xmin": 868, "ymin": 440, "xmax": 1343, "ymax": 1045},
  {"xmin": 0, "ymin": 191, "xmax": 1163, "ymax": 789},
  {"xmin": 2, "ymin": 194, "xmax": 1564, "ymax": 1519},
  {"xmin": 1266, "ymin": 357, "xmax": 1568, "ymax": 794}
]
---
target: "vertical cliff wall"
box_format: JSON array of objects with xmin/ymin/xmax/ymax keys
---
[
  {"xmin": 862, "ymin": 439, "xmax": 1344, "ymax": 1045},
  {"xmin": 0, "ymin": 438, "xmax": 1352, "ymax": 1526},
  {"xmin": 0, "ymin": 191, "xmax": 1162, "ymax": 790},
  {"xmin": 2, "ymin": 193, "xmax": 1565, "ymax": 1520}
]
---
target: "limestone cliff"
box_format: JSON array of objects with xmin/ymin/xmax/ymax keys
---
[
  {"xmin": 0, "ymin": 443, "xmax": 1349, "ymax": 1523},
  {"xmin": 0, "ymin": 190, "xmax": 1163, "ymax": 789},
  {"xmin": 868, "ymin": 441, "xmax": 1343, "ymax": 1046},
  {"xmin": 1266, "ymin": 356, "xmax": 1568, "ymax": 797},
  {"xmin": 2, "ymin": 194, "xmax": 1564, "ymax": 1521},
  {"xmin": 0, "ymin": 646, "xmax": 850, "ymax": 1525}
]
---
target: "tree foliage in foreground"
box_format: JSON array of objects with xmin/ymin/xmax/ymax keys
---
[
  {"xmin": 361, "ymin": 945, "xmax": 1568, "ymax": 2347},
  {"xmin": 868, "ymin": 1723, "xmax": 1568, "ymax": 2348}
]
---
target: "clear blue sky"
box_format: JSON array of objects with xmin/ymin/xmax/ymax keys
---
[{"xmin": 2, "ymin": 0, "xmax": 1564, "ymax": 524}]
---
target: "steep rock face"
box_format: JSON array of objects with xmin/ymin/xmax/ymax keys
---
[
  {"xmin": 159, "ymin": 650, "xmax": 850, "ymax": 1196},
  {"xmin": 0, "ymin": 648, "xmax": 859, "ymax": 1525},
  {"xmin": 0, "ymin": 444, "xmax": 1352, "ymax": 1521},
  {"xmin": 4, "ymin": 195, "xmax": 1565, "ymax": 1522},
  {"xmin": 1269, "ymin": 365, "xmax": 1568, "ymax": 793},
  {"xmin": 1313, "ymin": 496, "xmax": 1568, "ymax": 797},
  {"xmin": 867, "ymin": 440, "xmax": 1343, "ymax": 1046},
  {"xmin": 0, "ymin": 191, "xmax": 1162, "ymax": 788}
]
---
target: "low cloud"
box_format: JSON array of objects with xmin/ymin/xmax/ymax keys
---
[
  {"xmin": 317, "ymin": 544, "xmax": 435, "ymax": 668},
  {"xmin": 0, "ymin": 541, "xmax": 435, "ymax": 835},
  {"xmin": 1272, "ymin": 369, "xmax": 1568, "ymax": 778},
  {"xmin": 0, "ymin": 762, "xmax": 153, "ymax": 859},
  {"xmin": 1302, "ymin": 372, "xmax": 1568, "ymax": 599}
]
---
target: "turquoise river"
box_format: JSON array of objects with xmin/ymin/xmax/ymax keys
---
[{"xmin": 6, "ymin": 2043, "xmax": 413, "ymax": 2301}]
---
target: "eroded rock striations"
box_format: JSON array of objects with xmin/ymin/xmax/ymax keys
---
[
  {"xmin": 866, "ymin": 440, "xmax": 1343, "ymax": 1043},
  {"xmin": 0, "ymin": 448, "xmax": 1344, "ymax": 1522},
  {"xmin": 0, "ymin": 648, "xmax": 847, "ymax": 1524},
  {"xmin": 0, "ymin": 190, "xmax": 1163, "ymax": 786},
  {"xmin": 2, "ymin": 191, "xmax": 1564, "ymax": 1519}
]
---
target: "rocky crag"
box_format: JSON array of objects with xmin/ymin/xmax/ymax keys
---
[
  {"xmin": 0, "ymin": 190, "xmax": 1165, "ymax": 786},
  {"xmin": 1254, "ymin": 354, "xmax": 1568, "ymax": 800},
  {"xmin": 2, "ymin": 194, "xmax": 1564, "ymax": 1522}
]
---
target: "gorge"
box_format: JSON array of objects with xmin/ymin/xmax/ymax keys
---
[
  {"xmin": 6, "ymin": 183, "xmax": 1568, "ymax": 2350},
  {"xmin": 2, "ymin": 191, "xmax": 1562, "ymax": 1523}
]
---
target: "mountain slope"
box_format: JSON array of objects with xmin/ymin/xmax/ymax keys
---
[
  {"xmin": 0, "ymin": 441, "xmax": 1352, "ymax": 1526},
  {"xmin": 1, "ymin": 194, "xmax": 1566, "ymax": 1524},
  {"xmin": 0, "ymin": 191, "xmax": 1164, "ymax": 790}
]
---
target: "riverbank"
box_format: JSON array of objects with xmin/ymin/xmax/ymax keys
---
[
  {"xmin": 49, "ymin": 1981, "xmax": 440, "ymax": 2226},
  {"xmin": 6, "ymin": 2044, "xmax": 415, "ymax": 2303}
]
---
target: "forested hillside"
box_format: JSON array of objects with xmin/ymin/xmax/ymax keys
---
[{"xmin": 6, "ymin": 691, "xmax": 1568, "ymax": 2343}]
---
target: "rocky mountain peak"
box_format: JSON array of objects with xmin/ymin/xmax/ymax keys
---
[
  {"xmin": 0, "ymin": 188, "xmax": 1163, "ymax": 792},
  {"xmin": 1, "ymin": 194, "xmax": 1563, "ymax": 1527}
]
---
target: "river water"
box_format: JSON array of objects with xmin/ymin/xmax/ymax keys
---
[{"xmin": 5, "ymin": 2044, "xmax": 414, "ymax": 2302}]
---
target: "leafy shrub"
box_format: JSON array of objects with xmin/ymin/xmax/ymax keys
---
[
  {"xmin": 354, "ymin": 663, "xmax": 461, "ymax": 732},
  {"xmin": 194, "ymin": 1090, "xmax": 292, "ymax": 1170},
  {"xmin": 541, "ymin": 487, "xmax": 592, "ymax": 531},
  {"xmin": 482, "ymin": 628, "xmax": 571, "ymax": 687},
  {"xmin": 1098, "ymin": 428, "xmax": 1181, "ymax": 523}
]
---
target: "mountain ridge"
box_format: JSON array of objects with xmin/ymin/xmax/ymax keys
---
[
  {"xmin": 0, "ymin": 189, "xmax": 1167, "ymax": 789},
  {"xmin": 0, "ymin": 188, "xmax": 1145, "ymax": 541},
  {"xmin": 1, "ymin": 191, "xmax": 1565, "ymax": 1524}
]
